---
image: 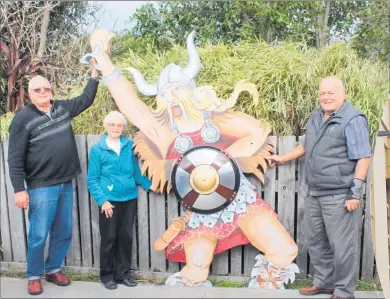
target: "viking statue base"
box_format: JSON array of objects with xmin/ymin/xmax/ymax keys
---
[{"xmin": 82, "ymin": 28, "xmax": 300, "ymax": 289}]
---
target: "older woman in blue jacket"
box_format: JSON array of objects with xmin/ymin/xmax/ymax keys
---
[{"xmin": 87, "ymin": 111, "xmax": 151, "ymax": 290}]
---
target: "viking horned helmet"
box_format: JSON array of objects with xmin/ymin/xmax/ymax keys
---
[{"xmin": 126, "ymin": 31, "xmax": 201, "ymax": 96}]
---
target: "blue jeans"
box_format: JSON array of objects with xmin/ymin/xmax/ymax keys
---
[{"xmin": 26, "ymin": 181, "xmax": 73, "ymax": 280}]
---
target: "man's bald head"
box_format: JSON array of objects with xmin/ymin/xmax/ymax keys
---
[
  {"xmin": 28, "ymin": 75, "xmax": 51, "ymax": 90},
  {"xmin": 319, "ymin": 76, "xmax": 345, "ymax": 115},
  {"xmin": 28, "ymin": 75, "xmax": 53, "ymax": 110},
  {"xmin": 319, "ymin": 76, "xmax": 344, "ymax": 92}
]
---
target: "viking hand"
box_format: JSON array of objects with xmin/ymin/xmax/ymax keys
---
[
  {"xmin": 80, "ymin": 45, "xmax": 105, "ymax": 71},
  {"xmin": 80, "ymin": 28, "xmax": 116, "ymax": 72},
  {"xmin": 154, "ymin": 211, "xmax": 192, "ymax": 251}
]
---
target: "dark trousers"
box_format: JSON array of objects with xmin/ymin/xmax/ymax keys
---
[
  {"xmin": 305, "ymin": 194, "xmax": 359, "ymax": 298},
  {"xmin": 99, "ymin": 199, "xmax": 137, "ymax": 283}
]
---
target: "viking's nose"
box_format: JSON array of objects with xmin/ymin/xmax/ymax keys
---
[{"xmin": 171, "ymin": 89, "xmax": 179, "ymax": 98}]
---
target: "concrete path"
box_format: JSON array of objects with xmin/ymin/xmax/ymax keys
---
[{"xmin": 0, "ymin": 277, "xmax": 385, "ymax": 298}]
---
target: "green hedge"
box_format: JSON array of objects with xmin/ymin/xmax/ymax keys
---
[{"xmin": 1, "ymin": 40, "xmax": 388, "ymax": 140}]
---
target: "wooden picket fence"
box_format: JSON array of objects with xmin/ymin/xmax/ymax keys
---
[{"xmin": 0, "ymin": 135, "xmax": 378, "ymax": 282}]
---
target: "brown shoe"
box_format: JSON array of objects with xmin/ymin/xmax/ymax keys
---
[
  {"xmin": 299, "ymin": 285, "xmax": 334, "ymax": 295},
  {"xmin": 28, "ymin": 279, "xmax": 43, "ymax": 295},
  {"xmin": 46, "ymin": 272, "xmax": 71, "ymax": 286}
]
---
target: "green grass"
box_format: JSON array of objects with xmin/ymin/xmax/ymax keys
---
[
  {"xmin": 356, "ymin": 280, "xmax": 382, "ymax": 291},
  {"xmin": 1, "ymin": 268, "xmax": 382, "ymax": 291},
  {"xmin": 1, "ymin": 268, "xmax": 25, "ymax": 279},
  {"xmin": 213, "ymin": 280, "xmax": 246, "ymax": 288},
  {"xmin": 62, "ymin": 269, "xmax": 100, "ymax": 282},
  {"xmin": 285, "ymin": 278, "xmax": 382, "ymax": 292},
  {"xmin": 286, "ymin": 278, "xmax": 313, "ymax": 289}
]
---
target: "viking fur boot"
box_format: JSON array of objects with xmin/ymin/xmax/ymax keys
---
[
  {"xmin": 248, "ymin": 254, "xmax": 299, "ymax": 289},
  {"xmin": 165, "ymin": 272, "xmax": 213, "ymax": 287}
]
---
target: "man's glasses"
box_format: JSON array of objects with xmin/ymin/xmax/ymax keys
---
[
  {"xmin": 107, "ymin": 123, "xmax": 124, "ymax": 129},
  {"xmin": 30, "ymin": 87, "xmax": 52, "ymax": 93}
]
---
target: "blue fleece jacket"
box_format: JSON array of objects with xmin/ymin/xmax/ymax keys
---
[{"xmin": 87, "ymin": 133, "xmax": 151, "ymax": 206}]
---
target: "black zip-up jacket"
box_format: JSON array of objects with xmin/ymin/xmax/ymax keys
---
[{"xmin": 7, "ymin": 78, "xmax": 99, "ymax": 192}]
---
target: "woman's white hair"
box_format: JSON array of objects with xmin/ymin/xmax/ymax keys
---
[{"xmin": 103, "ymin": 111, "xmax": 127, "ymax": 128}]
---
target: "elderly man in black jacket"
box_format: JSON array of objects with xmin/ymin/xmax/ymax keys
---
[
  {"xmin": 267, "ymin": 76, "xmax": 371, "ymax": 299},
  {"xmin": 7, "ymin": 61, "xmax": 99, "ymax": 295}
]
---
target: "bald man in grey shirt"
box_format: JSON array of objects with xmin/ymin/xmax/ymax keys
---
[{"xmin": 267, "ymin": 76, "xmax": 371, "ymax": 299}]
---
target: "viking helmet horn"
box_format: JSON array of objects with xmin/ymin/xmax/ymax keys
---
[
  {"xmin": 182, "ymin": 31, "xmax": 201, "ymax": 81},
  {"xmin": 125, "ymin": 67, "xmax": 158, "ymax": 96}
]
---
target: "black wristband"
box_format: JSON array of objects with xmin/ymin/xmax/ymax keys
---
[{"xmin": 347, "ymin": 178, "xmax": 365, "ymax": 200}]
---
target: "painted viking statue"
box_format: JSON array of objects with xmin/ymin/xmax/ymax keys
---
[{"xmin": 81, "ymin": 28, "xmax": 299, "ymax": 288}]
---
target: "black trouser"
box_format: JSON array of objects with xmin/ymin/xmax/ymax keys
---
[{"xmin": 99, "ymin": 199, "xmax": 137, "ymax": 283}]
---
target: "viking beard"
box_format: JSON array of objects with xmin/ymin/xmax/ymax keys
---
[
  {"xmin": 152, "ymin": 81, "xmax": 259, "ymax": 131},
  {"xmin": 153, "ymin": 97, "xmax": 205, "ymax": 130}
]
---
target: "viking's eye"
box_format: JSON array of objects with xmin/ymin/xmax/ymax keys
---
[
  {"xmin": 175, "ymin": 87, "xmax": 180, "ymax": 91},
  {"xmin": 161, "ymin": 93, "xmax": 165, "ymax": 98}
]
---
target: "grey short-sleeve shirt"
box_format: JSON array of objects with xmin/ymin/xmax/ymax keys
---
[
  {"xmin": 345, "ymin": 115, "xmax": 371, "ymax": 160},
  {"xmin": 299, "ymin": 114, "xmax": 371, "ymax": 160}
]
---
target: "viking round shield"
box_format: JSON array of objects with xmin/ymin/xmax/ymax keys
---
[{"xmin": 171, "ymin": 146, "xmax": 241, "ymax": 214}]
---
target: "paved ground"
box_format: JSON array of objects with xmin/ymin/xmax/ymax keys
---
[{"xmin": 0, "ymin": 277, "xmax": 385, "ymax": 298}]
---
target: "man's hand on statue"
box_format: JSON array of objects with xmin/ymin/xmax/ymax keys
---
[
  {"xmin": 345, "ymin": 199, "xmax": 360, "ymax": 212},
  {"xmin": 265, "ymin": 155, "xmax": 285, "ymax": 167},
  {"xmin": 14, "ymin": 191, "xmax": 29, "ymax": 209},
  {"xmin": 91, "ymin": 58, "xmax": 99, "ymax": 77},
  {"xmin": 101, "ymin": 201, "xmax": 114, "ymax": 218}
]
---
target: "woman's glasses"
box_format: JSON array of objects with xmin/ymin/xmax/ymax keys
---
[{"xmin": 107, "ymin": 123, "xmax": 124, "ymax": 129}]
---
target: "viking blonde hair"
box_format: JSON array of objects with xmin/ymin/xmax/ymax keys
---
[{"xmin": 152, "ymin": 81, "xmax": 259, "ymax": 125}]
